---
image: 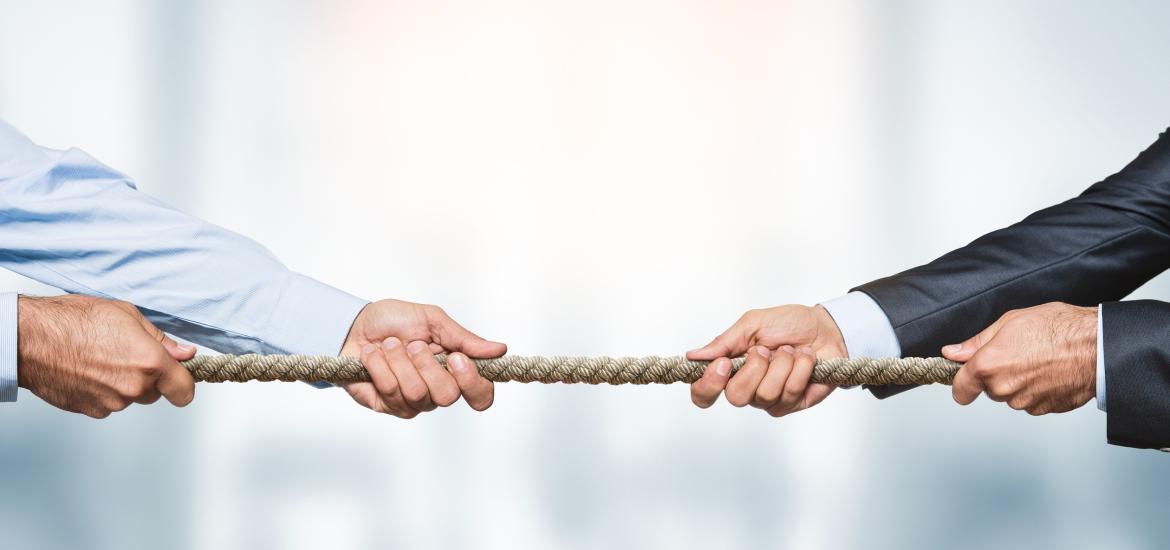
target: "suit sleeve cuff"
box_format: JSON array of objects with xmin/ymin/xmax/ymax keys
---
[
  {"xmin": 1097, "ymin": 305, "xmax": 1106, "ymax": 412},
  {"xmin": 261, "ymin": 272, "xmax": 369, "ymax": 356},
  {"xmin": 820, "ymin": 292, "xmax": 902, "ymax": 358},
  {"xmin": 0, "ymin": 293, "xmax": 18, "ymax": 402}
]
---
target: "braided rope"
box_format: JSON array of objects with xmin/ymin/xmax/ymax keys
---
[{"xmin": 183, "ymin": 354, "xmax": 960, "ymax": 386}]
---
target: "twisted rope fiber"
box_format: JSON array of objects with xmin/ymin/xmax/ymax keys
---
[{"xmin": 183, "ymin": 355, "xmax": 961, "ymax": 386}]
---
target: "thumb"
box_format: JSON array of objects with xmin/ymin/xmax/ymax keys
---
[
  {"xmin": 942, "ymin": 315, "xmax": 1008, "ymax": 362},
  {"xmin": 161, "ymin": 336, "xmax": 197, "ymax": 361},
  {"xmin": 428, "ymin": 307, "xmax": 507, "ymax": 359},
  {"xmin": 134, "ymin": 314, "xmax": 196, "ymax": 361},
  {"xmin": 687, "ymin": 315, "xmax": 758, "ymax": 360}
]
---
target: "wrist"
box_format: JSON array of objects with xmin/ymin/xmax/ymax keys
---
[
  {"xmin": 15, "ymin": 295, "xmax": 44, "ymax": 388},
  {"xmin": 812, "ymin": 304, "xmax": 848, "ymax": 356},
  {"xmin": 1070, "ymin": 305, "xmax": 1098, "ymax": 375},
  {"xmin": 14, "ymin": 295, "xmax": 72, "ymax": 388},
  {"xmin": 339, "ymin": 302, "xmax": 372, "ymax": 356}
]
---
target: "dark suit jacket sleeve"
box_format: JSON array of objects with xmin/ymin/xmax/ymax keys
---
[
  {"xmin": 853, "ymin": 128, "xmax": 1170, "ymax": 408},
  {"xmin": 1101, "ymin": 300, "xmax": 1170, "ymax": 449}
]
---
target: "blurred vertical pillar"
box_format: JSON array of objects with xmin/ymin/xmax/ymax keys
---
[
  {"xmin": 143, "ymin": 0, "xmax": 200, "ymax": 206},
  {"xmin": 868, "ymin": 0, "xmax": 924, "ymax": 265},
  {"xmin": 135, "ymin": 1, "xmax": 200, "ymax": 548}
]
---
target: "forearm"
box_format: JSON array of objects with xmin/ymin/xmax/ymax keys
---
[
  {"xmin": 857, "ymin": 128, "xmax": 1170, "ymax": 358},
  {"xmin": 0, "ymin": 121, "xmax": 367, "ymax": 357}
]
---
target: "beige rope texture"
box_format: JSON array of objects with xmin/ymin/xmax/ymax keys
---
[{"xmin": 183, "ymin": 354, "xmax": 960, "ymax": 386}]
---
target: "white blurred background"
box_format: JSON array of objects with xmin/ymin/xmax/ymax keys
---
[{"xmin": 2, "ymin": 1, "xmax": 1170, "ymax": 549}]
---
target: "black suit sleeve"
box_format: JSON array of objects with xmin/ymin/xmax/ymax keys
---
[
  {"xmin": 854, "ymin": 128, "xmax": 1170, "ymax": 401},
  {"xmin": 1102, "ymin": 300, "xmax": 1170, "ymax": 449}
]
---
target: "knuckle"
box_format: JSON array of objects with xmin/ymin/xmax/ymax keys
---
[
  {"xmin": 137, "ymin": 360, "xmax": 163, "ymax": 378},
  {"xmin": 435, "ymin": 387, "xmax": 460, "ymax": 407},
  {"xmin": 105, "ymin": 397, "xmax": 130, "ymax": 412},
  {"xmin": 756, "ymin": 386, "xmax": 781, "ymax": 405},
  {"xmin": 726, "ymin": 392, "xmax": 750, "ymax": 408},
  {"xmin": 986, "ymin": 381, "xmax": 1013, "ymax": 399},
  {"xmin": 92, "ymin": 301, "xmax": 118, "ymax": 318},
  {"xmin": 781, "ymin": 385, "xmax": 802, "ymax": 403},
  {"xmin": 969, "ymin": 361, "xmax": 995, "ymax": 379},
  {"xmin": 117, "ymin": 379, "xmax": 149, "ymax": 398},
  {"xmin": 377, "ymin": 379, "xmax": 400, "ymax": 397},
  {"xmin": 402, "ymin": 386, "xmax": 429, "ymax": 406}
]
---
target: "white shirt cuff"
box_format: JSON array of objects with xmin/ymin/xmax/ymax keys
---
[
  {"xmin": 261, "ymin": 272, "xmax": 368, "ymax": 356},
  {"xmin": 0, "ymin": 293, "xmax": 17, "ymax": 402},
  {"xmin": 819, "ymin": 292, "xmax": 902, "ymax": 359},
  {"xmin": 1096, "ymin": 305, "xmax": 1106, "ymax": 412}
]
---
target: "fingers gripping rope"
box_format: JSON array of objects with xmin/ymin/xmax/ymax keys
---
[{"xmin": 183, "ymin": 354, "xmax": 961, "ymax": 386}]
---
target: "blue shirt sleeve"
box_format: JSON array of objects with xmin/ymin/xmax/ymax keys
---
[
  {"xmin": 1096, "ymin": 305, "xmax": 1106, "ymax": 411},
  {"xmin": 0, "ymin": 121, "xmax": 368, "ymax": 401},
  {"xmin": 0, "ymin": 293, "xmax": 16, "ymax": 402}
]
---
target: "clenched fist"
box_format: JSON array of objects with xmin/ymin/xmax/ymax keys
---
[
  {"xmin": 943, "ymin": 302, "xmax": 1097, "ymax": 415},
  {"xmin": 339, "ymin": 299, "xmax": 506, "ymax": 419},
  {"xmin": 17, "ymin": 295, "xmax": 197, "ymax": 418},
  {"xmin": 687, "ymin": 304, "xmax": 847, "ymax": 416}
]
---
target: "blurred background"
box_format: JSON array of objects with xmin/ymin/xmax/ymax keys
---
[{"xmin": 2, "ymin": 1, "xmax": 1170, "ymax": 548}]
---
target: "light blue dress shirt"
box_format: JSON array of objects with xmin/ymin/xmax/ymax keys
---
[
  {"xmin": 0, "ymin": 120, "xmax": 368, "ymax": 401},
  {"xmin": 820, "ymin": 292, "xmax": 1106, "ymax": 411}
]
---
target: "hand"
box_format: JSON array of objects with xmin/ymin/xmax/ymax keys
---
[
  {"xmin": 17, "ymin": 295, "xmax": 197, "ymax": 418},
  {"xmin": 339, "ymin": 299, "xmax": 506, "ymax": 418},
  {"xmin": 943, "ymin": 302, "xmax": 1097, "ymax": 415},
  {"xmin": 687, "ymin": 304, "xmax": 846, "ymax": 416}
]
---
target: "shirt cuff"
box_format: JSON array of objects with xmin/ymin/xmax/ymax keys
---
[
  {"xmin": 0, "ymin": 293, "xmax": 17, "ymax": 402},
  {"xmin": 1096, "ymin": 304, "xmax": 1106, "ymax": 412},
  {"xmin": 819, "ymin": 292, "xmax": 902, "ymax": 358},
  {"xmin": 261, "ymin": 272, "xmax": 369, "ymax": 356}
]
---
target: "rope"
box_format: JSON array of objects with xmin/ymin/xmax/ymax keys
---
[{"xmin": 183, "ymin": 354, "xmax": 960, "ymax": 386}]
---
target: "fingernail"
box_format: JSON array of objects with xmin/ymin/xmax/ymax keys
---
[
  {"xmin": 382, "ymin": 337, "xmax": 401, "ymax": 350},
  {"xmin": 361, "ymin": 343, "xmax": 377, "ymax": 354},
  {"xmin": 715, "ymin": 359, "xmax": 730, "ymax": 377},
  {"xmin": 406, "ymin": 340, "xmax": 427, "ymax": 354},
  {"xmin": 449, "ymin": 354, "xmax": 467, "ymax": 371},
  {"xmin": 177, "ymin": 343, "xmax": 195, "ymax": 353},
  {"xmin": 781, "ymin": 345, "xmax": 795, "ymax": 353},
  {"xmin": 799, "ymin": 346, "xmax": 814, "ymax": 356},
  {"xmin": 755, "ymin": 346, "xmax": 772, "ymax": 359},
  {"xmin": 944, "ymin": 344, "xmax": 963, "ymax": 354}
]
